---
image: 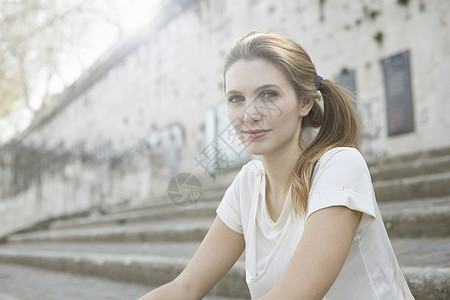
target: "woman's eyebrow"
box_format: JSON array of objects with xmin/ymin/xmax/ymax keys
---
[
  {"xmin": 226, "ymin": 84, "xmax": 280, "ymax": 97},
  {"xmin": 254, "ymin": 84, "xmax": 280, "ymax": 94},
  {"xmin": 226, "ymin": 90, "xmax": 241, "ymax": 97}
]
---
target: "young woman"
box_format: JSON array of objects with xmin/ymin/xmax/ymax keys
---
[{"xmin": 139, "ymin": 31, "xmax": 415, "ymax": 300}]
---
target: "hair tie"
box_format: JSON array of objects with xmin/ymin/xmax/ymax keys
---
[{"xmin": 315, "ymin": 75, "xmax": 323, "ymax": 89}]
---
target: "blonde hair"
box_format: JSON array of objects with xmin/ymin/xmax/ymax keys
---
[{"xmin": 223, "ymin": 31, "xmax": 361, "ymax": 217}]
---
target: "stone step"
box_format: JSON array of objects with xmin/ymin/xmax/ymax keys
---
[
  {"xmin": 369, "ymin": 154, "xmax": 450, "ymax": 182},
  {"xmin": 366, "ymin": 146, "xmax": 450, "ymax": 169},
  {"xmin": 0, "ymin": 247, "xmax": 249, "ymax": 299},
  {"xmin": 401, "ymin": 267, "xmax": 449, "ymax": 300},
  {"xmin": 3, "ymin": 236, "xmax": 447, "ymax": 269},
  {"xmin": 391, "ymin": 238, "xmax": 450, "ymax": 268},
  {"xmin": 0, "ymin": 291, "xmax": 23, "ymax": 300},
  {"xmin": 9, "ymin": 197, "xmax": 450, "ymax": 244},
  {"xmin": 45, "ymin": 197, "xmax": 450, "ymax": 239},
  {"xmin": 8, "ymin": 218, "xmax": 214, "ymax": 243},
  {"xmin": 373, "ymin": 171, "xmax": 450, "ymax": 202},
  {"xmin": 0, "ymin": 262, "xmax": 246, "ymax": 300},
  {"xmin": 108, "ymin": 170, "xmax": 450, "ymax": 211},
  {"xmin": 50, "ymin": 201, "xmax": 220, "ymax": 230},
  {"xmin": 0, "ymin": 237, "xmax": 448, "ymax": 299},
  {"xmin": 103, "ymin": 188, "xmax": 228, "ymax": 216},
  {"xmin": 379, "ymin": 197, "xmax": 450, "ymax": 238},
  {"xmin": 0, "ymin": 262, "xmax": 150, "ymax": 300},
  {"xmin": 0, "ymin": 241, "xmax": 205, "ymax": 258}
]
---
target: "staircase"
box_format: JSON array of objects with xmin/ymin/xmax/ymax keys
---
[
  {"xmin": 368, "ymin": 147, "xmax": 450, "ymax": 299},
  {"xmin": 0, "ymin": 147, "xmax": 449, "ymax": 299}
]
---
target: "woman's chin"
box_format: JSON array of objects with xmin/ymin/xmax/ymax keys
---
[{"xmin": 244, "ymin": 146, "xmax": 267, "ymax": 156}]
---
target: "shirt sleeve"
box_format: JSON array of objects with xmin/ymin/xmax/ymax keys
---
[
  {"xmin": 216, "ymin": 169, "xmax": 244, "ymax": 234},
  {"xmin": 306, "ymin": 148, "xmax": 376, "ymax": 234}
]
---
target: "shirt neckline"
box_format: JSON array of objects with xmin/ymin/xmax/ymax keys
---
[{"xmin": 260, "ymin": 166, "xmax": 292, "ymax": 228}]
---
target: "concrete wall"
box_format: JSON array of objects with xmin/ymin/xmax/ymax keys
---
[
  {"xmin": 0, "ymin": 142, "xmax": 171, "ymax": 238},
  {"xmin": 20, "ymin": 0, "xmax": 450, "ymax": 163},
  {"xmin": 1, "ymin": 0, "xmax": 449, "ymax": 236}
]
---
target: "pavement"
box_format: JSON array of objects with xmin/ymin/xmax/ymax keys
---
[
  {"xmin": 0, "ymin": 262, "xmax": 243, "ymax": 300},
  {"xmin": 0, "ymin": 262, "xmax": 150, "ymax": 300}
]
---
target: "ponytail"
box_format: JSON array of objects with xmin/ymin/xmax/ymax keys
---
[{"xmin": 289, "ymin": 79, "xmax": 361, "ymax": 217}]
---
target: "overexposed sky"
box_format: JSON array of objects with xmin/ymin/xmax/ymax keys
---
[
  {"xmin": 49, "ymin": 0, "xmax": 163, "ymax": 99},
  {"xmin": 2, "ymin": 0, "xmax": 163, "ymax": 143},
  {"xmin": 116, "ymin": 0, "xmax": 162, "ymax": 36}
]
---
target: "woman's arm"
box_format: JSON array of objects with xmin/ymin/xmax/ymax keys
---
[
  {"xmin": 138, "ymin": 215, "xmax": 245, "ymax": 300},
  {"xmin": 257, "ymin": 206, "xmax": 362, "ymax": 300}
]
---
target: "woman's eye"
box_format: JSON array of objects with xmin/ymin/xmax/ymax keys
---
[
  {"xmin": 229, "ymin": 95, "xmax": 244, "ymax": 103},
  {"xmin": 262, "ymin": 91, "xmax": 277, "ymax": 99}
]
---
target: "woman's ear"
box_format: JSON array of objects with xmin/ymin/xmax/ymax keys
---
[{"xmin": 299, "ymin": 96, "xmax": 314, "ymax": 117}]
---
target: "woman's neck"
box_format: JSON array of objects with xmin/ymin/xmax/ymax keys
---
[{"xmin": 260, "ymin": 144, "xmax": 301, "ymax": 202}]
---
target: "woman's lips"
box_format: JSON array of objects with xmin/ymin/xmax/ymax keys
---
[{"xmin": 245, "ymin": 130, "xmax": 269, "ymax": 139}]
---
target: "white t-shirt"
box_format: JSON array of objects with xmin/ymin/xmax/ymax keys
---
[{"xmin": 216, "ymin": 147, "xmax": 414, "ymax": 299}]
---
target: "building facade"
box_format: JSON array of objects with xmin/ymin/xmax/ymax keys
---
[{"xmin": 1, "ymin": 0, "xmax": 449, "ymax": 236}]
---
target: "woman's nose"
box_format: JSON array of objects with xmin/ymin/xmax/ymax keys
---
[{"xmin": 243, "ymin": 99, "xmax": 264, "ymax": 123}]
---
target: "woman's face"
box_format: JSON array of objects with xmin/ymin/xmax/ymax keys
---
[{"xmin": 225, "ymin": 58, "xmax": 311, "ymax": 156}]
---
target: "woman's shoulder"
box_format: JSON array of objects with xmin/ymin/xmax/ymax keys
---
[
  {"xmin": 314, "ymin": 147, "xmax": 369, "ymax": 175},
  {"xmin": 318, "ymin": 147, "xmax": 366, "ymax": 165}
]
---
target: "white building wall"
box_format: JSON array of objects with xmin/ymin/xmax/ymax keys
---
[
  {"xmin": 21, "ymin": 0, "xmax": 450, "ymax": 170},
  {"xmin": 9, "ymin": 0, "xmax": 446, "ymax": 181}
]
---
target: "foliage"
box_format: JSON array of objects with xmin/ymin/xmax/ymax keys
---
[
  {"xmin": 374, "ymin": 31, "xmax": 384, "ymax": 46},
  {"xmin": 0, "ymin": 0, "xmax": 121, "ymax": 141}
]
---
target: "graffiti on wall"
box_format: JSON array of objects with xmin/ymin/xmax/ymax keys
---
[
  {"xmin": 0, "ymin": 138, "xmax": 154, "ymax": 199},
  {"xmin": 358, "ymin": 96, "xmax": 385, "ymax": 158}
]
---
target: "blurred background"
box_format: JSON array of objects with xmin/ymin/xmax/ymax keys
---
[{"xmin": 0, "ymin": 0, "xmax": 449, "ymax": 299}]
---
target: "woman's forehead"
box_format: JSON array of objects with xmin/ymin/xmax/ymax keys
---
[{"xmin": 225, "ymin": 58, "xmax": 289, "ymax": 93}]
